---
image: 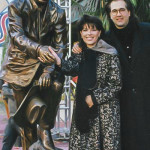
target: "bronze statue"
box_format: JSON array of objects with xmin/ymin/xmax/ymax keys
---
[{"xmin": 0, "ymin": 0, "xmax": 67, "ymax": 149}]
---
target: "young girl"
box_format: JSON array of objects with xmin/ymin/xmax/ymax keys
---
[{"xmin": 47, "ymin": 15, "xmax": 122, "ymax": 150}]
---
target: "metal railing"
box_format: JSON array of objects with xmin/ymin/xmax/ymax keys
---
[{"xmin": 52, "ymin": 0, "xmax": 73, "ymax": 140}]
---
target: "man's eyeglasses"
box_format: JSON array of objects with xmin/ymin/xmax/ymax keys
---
[{"xmin": 111, "ymin": 8, "xmax": 127, "ymax": 16}]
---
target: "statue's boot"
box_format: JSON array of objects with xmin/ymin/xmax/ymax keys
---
[{"xmin": 38, "ymin": 126, "xmax": 55, "ymax": 150}]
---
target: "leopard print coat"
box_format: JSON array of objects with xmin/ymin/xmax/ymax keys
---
[{"xmin": 61, "ymin": 40, "xmax": 122, "ymax": 150}]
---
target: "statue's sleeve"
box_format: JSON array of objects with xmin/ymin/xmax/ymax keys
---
[
  {"xmin": 8, "ymin": 1, "xmax": 39, "ymax": 59},
  {"xmin": 51, "ymin": 8, "xmax": 68, "ymax": 59}
]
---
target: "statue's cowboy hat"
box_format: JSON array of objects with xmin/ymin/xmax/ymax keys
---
[{"xmin": 13, "ymin": 84, "xmax": 47, "ymax": 127}]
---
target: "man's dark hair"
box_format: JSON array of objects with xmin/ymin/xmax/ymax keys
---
[
  {"xmin": 77, "ymin": 14, "xmax": 105, "ymax": 49},
  {"xmin": 105, "ymin": 0, "xmax": 138, "ymax": 21}
]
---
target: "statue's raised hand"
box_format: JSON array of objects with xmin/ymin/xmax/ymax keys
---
[{"xmin": 37, "ymin": 46, "xmax": 55, "ymax": 64}]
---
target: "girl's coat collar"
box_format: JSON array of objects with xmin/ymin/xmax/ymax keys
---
[{"xmin": 92, "ymin": 39, "xmax": 118, "ymax": 55}]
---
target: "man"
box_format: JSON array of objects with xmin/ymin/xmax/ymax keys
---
[
  {"xmin": 73, "ymin": 0, "xmax": 150, "ymax": 150},
  {"xmin": 0, "ymin": 0, "xmax": 67, "ymax": 149},
  {"xmin": 105, "ymin": 0, "xmax": 150, "ymax": 150}
]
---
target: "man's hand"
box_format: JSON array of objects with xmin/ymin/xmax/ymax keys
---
[
  {"xmin": 38, "ymin": 46, "xmax": 55, "ymax": 64},
  {"xmin": 38, "ymin": 72, "xmax": 51, "ymax": 89},
  {"xmin": 72, "ymin": 42, "xmax": 82, "ymax": 54},
  {"xmin": 85, "ymin": 95, "xmax": 94, "ymax": 108}
]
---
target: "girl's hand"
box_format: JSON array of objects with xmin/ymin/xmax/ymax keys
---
[
  {"xmin": 72, "ymin": 42, "xmax": 82, "ymax": 54},
  {"xmin": 48, "ymin": 47, "xmax": 61, "ymax": 66},
  {"xmin": 38, "ymin": 47, "xmax": 61, "ymax": 67},
  {"xmin": 85, "ymin": 95, "xmax": 94, "ymax": 108}
]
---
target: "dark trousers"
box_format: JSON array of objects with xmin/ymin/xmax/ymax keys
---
[{"xmin": 2, "ymin": 117, "xmax": 19, "ymax": 150}]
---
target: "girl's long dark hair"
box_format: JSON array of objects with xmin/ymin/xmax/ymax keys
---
[{"xmin": 77, "ymin": 14, "xmax": 105, "ymax": 49}]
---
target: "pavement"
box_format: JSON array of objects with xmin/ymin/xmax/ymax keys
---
[{"xmin": 0, "ymin": 100, "xmax": 70, "ymax": 150}]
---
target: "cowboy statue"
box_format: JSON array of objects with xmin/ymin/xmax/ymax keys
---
[{"xmin": 0, "ymin": 0, "xmax": 67, "ymax": 149}]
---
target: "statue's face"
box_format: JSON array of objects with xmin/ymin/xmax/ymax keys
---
[{"xmin": 37, "ymin": 0, "xmax": 48, "ymax": 3}]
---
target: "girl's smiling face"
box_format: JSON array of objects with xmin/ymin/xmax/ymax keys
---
[{"xmin": 80, "ymin": 24, "xmax": 101, "ymax": 48}]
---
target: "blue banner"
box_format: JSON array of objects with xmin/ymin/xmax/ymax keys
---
[{"xmin": 0, "ymin": 12, "xmax": 9, "ymax": 47}]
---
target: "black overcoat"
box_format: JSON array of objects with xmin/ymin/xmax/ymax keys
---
[{"xmin": 105, "ymin": 22, "xmax": 150, "ymax": 150}]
